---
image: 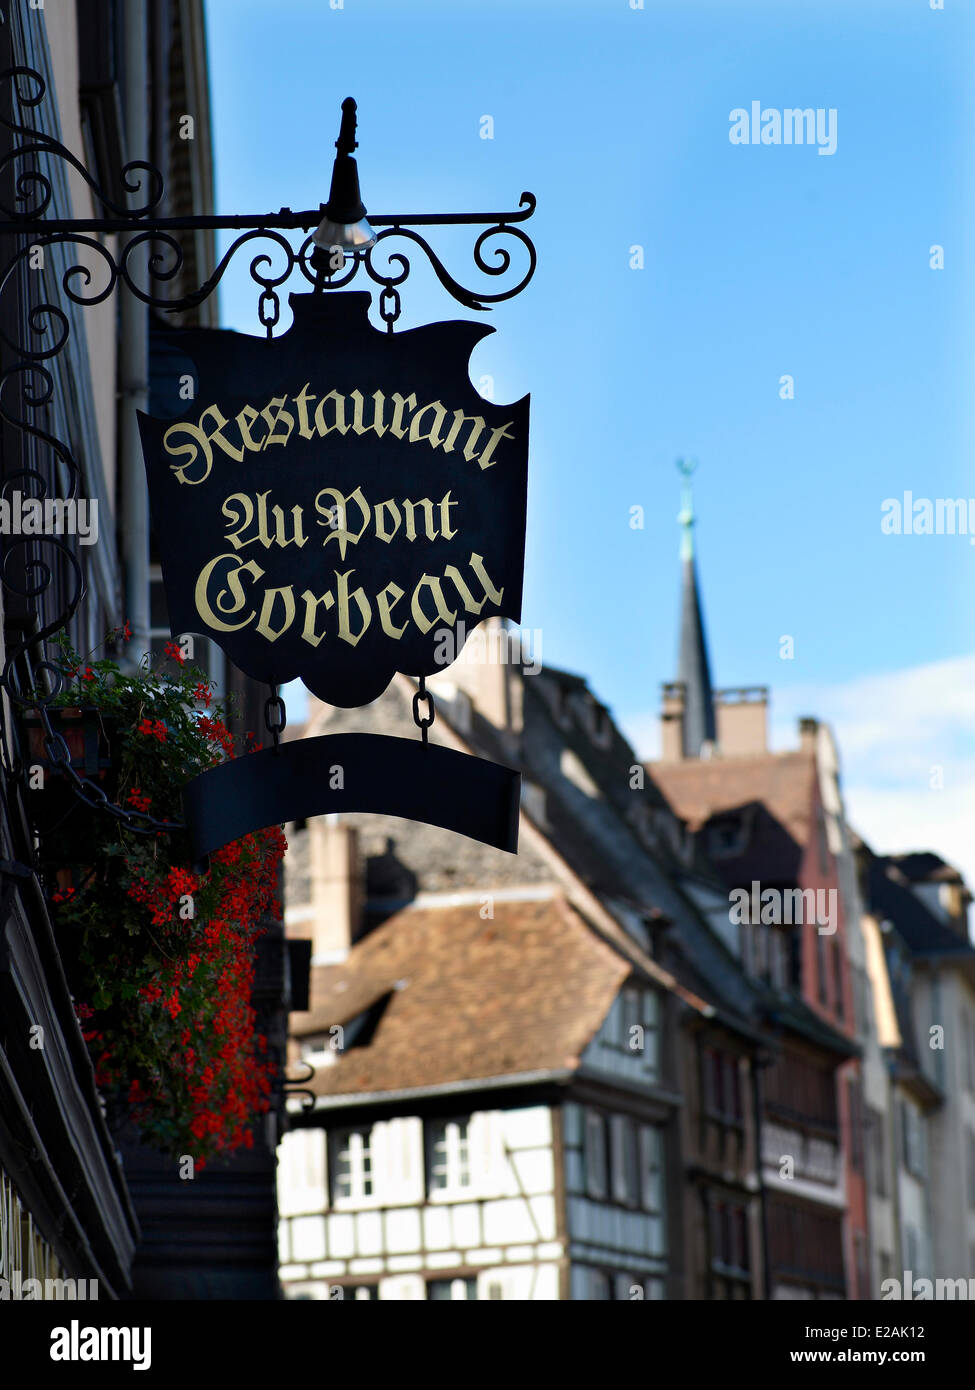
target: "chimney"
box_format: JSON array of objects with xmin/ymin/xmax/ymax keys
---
[
  {"xmin": 798, "ymin": 716, "xmax": 819, "ymax": 755},
  {"xmin": 427, "ymin": 616, "xmax": 524, "ymax": 737},
  {"xmin": 309, "ymin": 818, "xmax": 361, "ymax": 962},
  {"xmin": 660, "ymin": 681, "xmax": 685, "ymax": 761},
  {"xmin": 714, "ymin": 687, "xmax": 768, "ymax": 756}
]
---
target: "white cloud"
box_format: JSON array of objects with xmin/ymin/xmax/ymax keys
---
[{"xmin": 623, "ymin": 654, "xmax": 975, "ymax": 893}]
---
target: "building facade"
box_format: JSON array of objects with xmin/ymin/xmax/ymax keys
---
[{"xmin": 0, "ymin": 0, "xmax": 292, "ymax": 1299}]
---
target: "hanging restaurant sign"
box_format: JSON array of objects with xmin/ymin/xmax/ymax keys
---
[
  {"xmin": 138, "ymin": 291, "xmax": 529, "ymax": 857},
  {"xmin": 138, "ymin": 292, "xmax": 529, "ymax": 708}
]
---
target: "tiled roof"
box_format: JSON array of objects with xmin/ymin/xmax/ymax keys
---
[
  {"xmin": 291, "ymin": 894, "xmax": 635, "ymax": 1098},
  {"xmin": 649, "ymin": 751, "xmax": 816, "ymax": 838},
  {"xmin": 648, "ymin": 751, "xmax": 817, "ymax": 883}
]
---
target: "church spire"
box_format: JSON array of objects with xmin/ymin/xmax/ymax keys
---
[{"xmin": 675, "ymin": 459, "xmax": 716, "ymax": 757}]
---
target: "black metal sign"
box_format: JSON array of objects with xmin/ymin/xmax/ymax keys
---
[{"xmin": 138, "ymin": 292, "xmax": 529, "ymax": 708}]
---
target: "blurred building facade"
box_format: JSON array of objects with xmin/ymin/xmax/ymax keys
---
[
  {"xmin": 277, "ymin": 481, "xmax": 975, "ymax": 1300},
  {"xmin": 0, "ymin": 0, "xmax": 291, "ymax": 1300}
]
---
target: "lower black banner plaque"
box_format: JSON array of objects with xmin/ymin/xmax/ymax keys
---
[{"xmin": 182, "ymin": 733, "xmax": 521, "ymax": 866}]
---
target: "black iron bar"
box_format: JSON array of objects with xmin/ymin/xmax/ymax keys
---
[{"xmin": 0, "ymin": 194, "xmax": 536, "ymax": 236}]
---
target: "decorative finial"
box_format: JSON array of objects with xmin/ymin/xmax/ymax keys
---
[{"xmin": 677, "ymin": 457, "xmax": 697, "ymax": 561}]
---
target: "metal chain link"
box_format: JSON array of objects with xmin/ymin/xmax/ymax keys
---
[
  {"xmin": 264, "ymin": 686, "xmax": 287, "ymax": 754},
  {"xmin": 412, "ymin": 675, "xmax": 435, "ymax": 747},
  {"xmin": 34, "ymin": 704, "xmax": 184, "ymax": 835},
  {"xmin": 258, "ymin": 287, "xmax": 280, "ymax": 337},
  {"xmin": 379, "ymin": 284, "xmax": 401, "ymax": 333}
]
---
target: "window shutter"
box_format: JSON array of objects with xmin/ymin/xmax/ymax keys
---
[
  {"xmin": 470, "ymin": 1111, "xmax": 507, "ymax": 1198},
  {"xmin": 639, "ymin": 1125, "xmax": 663, "ymax": 1211},
  {"xmin": 387, "ymin": 1117, "xmax": 424, "ymax": 1204},
  {"xmin": 584, "ymin": 1110, "xmax": 607, "ymax": 1199},
  {"xmin": 369, "ymin": 1120, "xmax": 391, "ymax": 1202},
  {"xmin": 395, "ymin": 1117, "xmax": 425, "ymax": 1206},
  {"xmin": 609, "ymin": 1115, "xmax": 628, "ymax": 1203},
  {"xmin": 278, "ymin": 1129, "xmax": 326, "ymax": 1215}
]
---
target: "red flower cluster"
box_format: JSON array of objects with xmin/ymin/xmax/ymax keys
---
[
  {"xmin": 95, "ymin": 823, "xmax": 286, "ymax": 1162},
  {"xmin": 163, "ymin": 640, "xmax": 186, "ymax": 666},
  {"xmin": 46, "ymin": 633, "xmax": 287, "ymax": 1166},
  {"xmin": 197, "ymin": 715, "xmax": 234, "ymax": 757}
]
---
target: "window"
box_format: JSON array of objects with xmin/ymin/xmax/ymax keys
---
[
  {"xmin": 639, "ymin": 1124, "xmax": 664, "ymax": 1212},
  {"xmin": 832, "ymin": 940, "xmax": 845, "ymax": 1022},
  {"xmin": 816, "ymin": 930, "xmax": 829, "ymax": 1008},
  {"xmin": 710, "ymin": 1196, "xmax": 751, "ymax": 1298},
  {"xmin": 708, "ymin": 816, "xmax": 745, "ymax": 858},
  {"xmin": 622, "ymin": 987, "xmax": 641, "ymax": 1044},
  {"xmin": 703, "ymin": 1049, "xmax": 743, "ymax": 1124},
  {"xmin": 427, "ymin": 1119, "xmax": 472, "ymax": 1194},
  {"xmin": 899, "ymin": 1102, "xmax": 926, "ymax": 1181},
  {"xmin": 584, "ymin": 1109, "xmax": 608, "ymax": 1199},
  {"xmin": 331, "ymin": 1128, "xmax": 373, "ymax": 1202},
  {"xmin": 847, "ymin": 1078, "xmax": 864, "ymax": 1173},
  {"xmin": 609, "ymin": 1116, "xmax": 640, "ymax": 1206},
  {"xmin": 763, "ymin": 1052, "xmax": 837, "ymax": 1130},
  {"xmin": 770, "ymin": 929, "xmax": 789, "ymax": 990},
  {"xmin": 618, "ymin": 986, "xmax": 660, "ymax": 1072},
  {"xmin": 428, "ymin": 1278, "xmax": 476, "ymax": 1301}
]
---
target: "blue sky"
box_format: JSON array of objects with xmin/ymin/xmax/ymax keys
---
[{"xmin": 204, "ymin": 0, "xmax": 975, "ymax": 885}]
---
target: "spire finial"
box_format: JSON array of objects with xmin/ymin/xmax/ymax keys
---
[{"xmin": 677, "ymin": 457, "xmax": 697, "ymax": 561}]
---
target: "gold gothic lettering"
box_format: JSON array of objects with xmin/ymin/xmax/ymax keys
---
[{"xmin": 164, "ymin": 387, "xmax": 516, "ymax": 482}]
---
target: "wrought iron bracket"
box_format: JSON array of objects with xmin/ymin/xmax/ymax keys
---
[{"xmin": 0, "ymin": 60, "xmax": 536, "ymax": 840}]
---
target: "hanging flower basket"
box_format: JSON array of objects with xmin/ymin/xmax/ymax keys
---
[{"xmin": 34, "ymin": 629, "xmax": 287, "ymax": 1167}]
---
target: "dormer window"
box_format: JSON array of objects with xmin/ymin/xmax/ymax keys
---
[{"xmin": 708, "ymin": 816, "xmax": 745, "ymax": 858}]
